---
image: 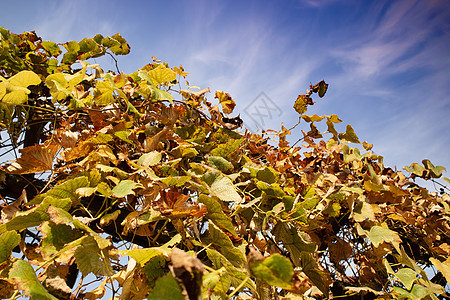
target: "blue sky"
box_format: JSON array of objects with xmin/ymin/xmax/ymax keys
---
[{"xmin": 2, "ymin": 0, "xmax": 450, "ymax": 178}]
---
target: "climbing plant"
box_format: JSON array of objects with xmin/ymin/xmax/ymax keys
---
[{"xmin": 0, "ymin": 28, "xmax": 449, "ymax": 299}]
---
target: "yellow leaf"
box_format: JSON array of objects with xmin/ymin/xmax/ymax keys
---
[
  {"xmin": 215, "ymin": 90, "xmax": 236, "ymax": 114},
  {"xmin": 147, "ymin": 65, "xmax": 177, "ymax": 86},
  {"xmin": 8, "ymin": 70, "xmax": 41, "ymax": 87}
]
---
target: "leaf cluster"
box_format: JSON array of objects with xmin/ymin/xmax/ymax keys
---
[{"xmin": 0, "ymin": 28, "xmax": 449, "ymax": 300}]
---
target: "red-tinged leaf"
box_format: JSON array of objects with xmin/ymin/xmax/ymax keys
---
[
  {"xmin": 6, "ymin": 143, "xmax": 60, "ymax": 174},
  {"xmin": 9, "ymin": 259, "xmax": 58, "ymax": 300},
  {"xmin": 294, "ymin": 94, "xmax": 311, "ymax": 115},
  {"xmin": 215, "ymin": 90, "xmax": 236, "ymax": 114}
]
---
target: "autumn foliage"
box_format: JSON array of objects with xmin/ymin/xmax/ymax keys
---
[{"xmin": 0, "ymin": 28, "xmax": 449, "ymax": 299}]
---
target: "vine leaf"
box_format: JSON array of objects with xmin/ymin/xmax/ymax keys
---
[
  {"xmin": 9, "ymin": 259, "xmax": 58, "ymax": 300},
  {"xmin": 5, "ymin": 143, "xmax": 60, "ymax": 174},
  {"xmin": 203, "ymin": 172, "xmax": 243, "ymax": 203},
  {"xmin": 429, "ymin": 258, "xmax": 450, "ymax": 283},
  {"xmin": 248, "ymin": 251, "xmax": 294, "ymax": 289},
  {"xmin": 339, "ymin": 125, "xmax": 360, "ymax": 143},
  {"xmin": 0, "ymin": 231, "xmax": 20, "ymax": 264},
  {"xmin": 198, "ymin": 194, "xmax": 237, "ymax": 236},
  {"xmin": 147, "ymin": 273, "xmax": 184, "ymax": 300},
  {"xmin": 215, "ymin": 90, "xmax": 236, "ymax": 114},
  {"xmin": 111, "ymin": 180, "xmax": 143, "ymax": 198},
  {"xmin": 0, "ymin": 70, "xmax": 41, "ymax": 104},
  {"xmin": 294, "ymin": 94, "xmax": 311, "ymax": 115}
]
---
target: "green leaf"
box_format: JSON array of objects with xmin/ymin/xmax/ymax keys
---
[
  {"xmin": 256, "ymin": 167, "xmax": 278, "ymax": 184},
  {"xmin": 198, "ymin": 194, "xmax": 237, "ymax": 236},
  {"xmin": 366, "ymin": 225, "xmax": 401, "ymax": 250},
  {"xmin": 203, "ymin": 172, "xmax": 242, "ymax": 203},
  {"xmin": 29, "ymin": 176, "xmax": 89, "ymax": 205},
  {"xmin": 123, "ymin": 248, "xmax": 165, "ymax": 266},
  {"xmin": 142, "ymin": 254, "xmax": 168, "ymax": 288},
  {"xmin": 273, "ymin": 223, "xmax": 317, "ymax": 265},
  {"xmin": 147, "ymin": 273, "xmax": 184, "ymax": 300},
  {"xmin": 209, "ymin": 222, "xmax": 245, "ymax": 267},
  {"xmin": 0, "ymin": 231, "xmax": 20, "ymax": 264},
  {"xmin": 210, "ymin": 138, "xmax": 245, "ymax": 158},
  {"xmin": 339, "ymin": 125, "xmax": 360, "ymax": 143},
  {"xmin": 395, "ymin": 268, "xmax": 417, "ymax": 290},
  {"xmin": 74, "ymin": 236, "xmax": 108, "ymax": 276},
  {"xmin": 111, "ymin": 180, "xmax": 143, "ymax": 198},
  {"xmin": 102, "ymin": 33, "xmax": 130, "ymax": 55},
  {"xmin": 161, "ymin": 175, "xmax": 191, "ymax": 187},
  {"xmin": 9, "ymin": 260, "xmax": 58, "ymax": 300},
  {"xmin": 249, "ymin": 254, "xmax": 294, "ymax": 289},
  {"xmin": 300, "ymin": 252, "xmax": 330, "ymax": 297},
  {"xmin": 40, "ymin": 222, "xmax": 81, "ymax": 259},
  {"xmin": 208, "ymin": 156, "xmax": 234, "ymax": 173},
  {"xmin": 137, "ymin": 151, "xmax": 162, "ymax": 167},
  {"xmin": 294, "ymin": 94, "xmax": 310, "ymax": 115},
  {"xmin": 41, "ymin": 41, "xmax": 62, "ymax": 57}
]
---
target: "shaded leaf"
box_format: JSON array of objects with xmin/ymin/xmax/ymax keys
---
[
  {"xmin": 0, "ymin": 231, "xmax": 20, "ymax": 264},
  {"xmin": 198, "ymin": 194, "xmax": 237, "ymax": 236},
  {"xmin": 147, "ymin": 273, "xmax": 184, "ymax": 300},
  {"xmin": 249, "ymin": 253, "xmax": 294, "ymax": 289}
]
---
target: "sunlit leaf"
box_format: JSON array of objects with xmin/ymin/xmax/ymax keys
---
[
  {"xmin": 6, "ymin": 143, "xmax": 60, "ymax": 174},
  {"xmin": 339, "ymin": 124, "xmax": 360, "ymax": 143},
  {"xmin": 9, "ymin": 260, "xmax": 58, "ymax": 300},
  {"xmin": 137, "ymin": 151, "xmax": 162, "ymax": 167},
  {"xmin": 8, "ymin": 70, "xmax": 41, "ymax": 87},
  {"xmin": 203, "ymin": 172, "xmax": 242, "ymax": 203},
  {"xmin": 215, "ymin": 90, "xmax": 236, "ymax": 114},
  {"xmin": 111, "ymin": 179, "xmax": 143, "ymax": 198},
  {"xmin": 429, "ymin": 258, "xmax": 450, "ymax": 283},
  {"xmin": 147, "ymin": 65, "xmax": 177, "ymax": 86},
  {"xmin": 0, "ymin": 231, "xmax": 20, "ymax": 264},
  {"xmin": 294, "ymin": 94, "xmax": 310, "ymax": 115}
]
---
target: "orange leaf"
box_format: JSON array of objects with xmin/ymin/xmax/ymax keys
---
[{"xmin": 6, "ymin": 143, "xmax": 60, "ymax": 174}]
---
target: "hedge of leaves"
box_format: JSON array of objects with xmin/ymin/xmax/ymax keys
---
[{"xmin": 0, "ymin": 27, "xmax": 449, "ymax": 299}]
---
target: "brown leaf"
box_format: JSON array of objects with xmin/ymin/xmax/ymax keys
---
[
  {"xmin": 329, "ymin": 238, "xmax": 353, "ymax": 264},
  {"xmin": 6, "ymin": 143, "xmax": 60, "ymax": 174},
  {"xmin": 170, "ymin": 248, "xmax": 204, "ymax": 300},
  {"xmin": 0, "ymin": 189, "xmax": 26, "ymax": 222}
]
